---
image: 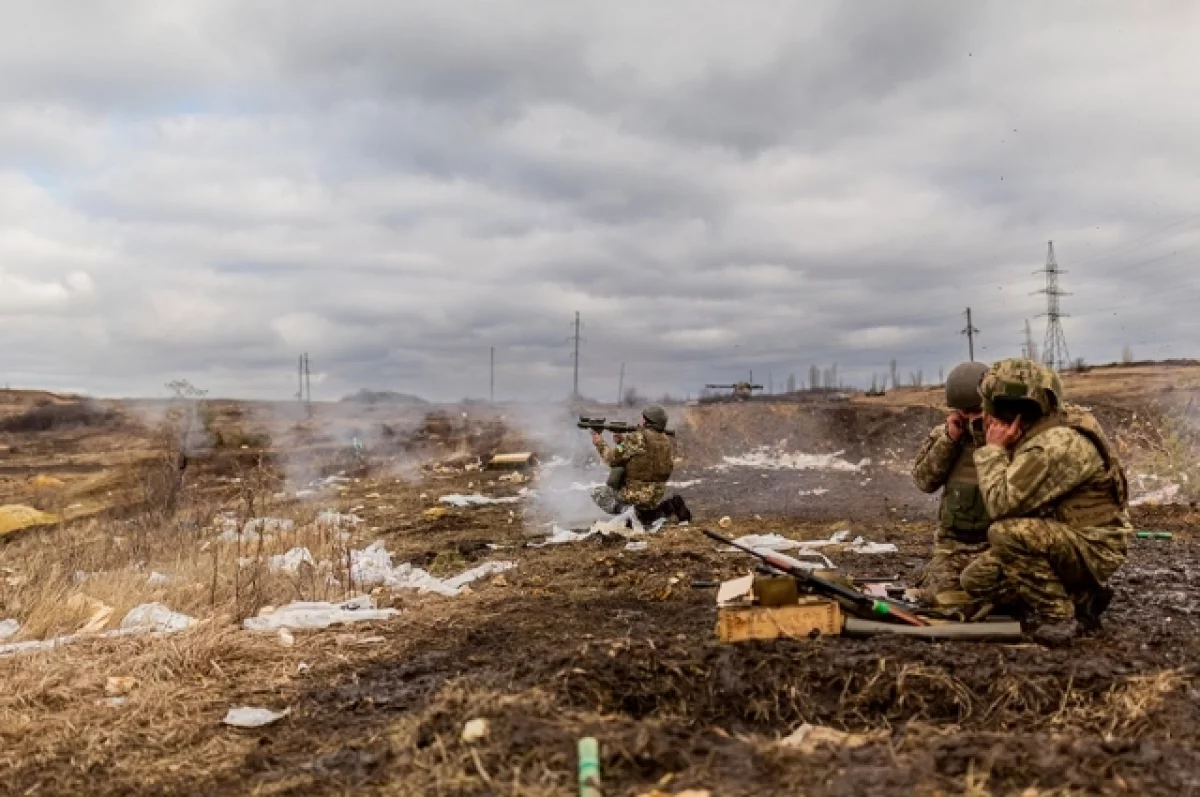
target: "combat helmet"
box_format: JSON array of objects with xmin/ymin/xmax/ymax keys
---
[
  {"xmin": 642, "ymin": 404, "xmax": 669, "ymax": 432},
  {"xmin": 944, "ymin": 361, "xmax": 988, "ymax": 411},
  {"xmin": 979, "ymin": 358, "xmax": 1063, "ymax": 415}
]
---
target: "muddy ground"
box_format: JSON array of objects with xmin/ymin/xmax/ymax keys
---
[{"xmin": 0, "ymin": 386, "xmax": 1198, "ymax": 796}]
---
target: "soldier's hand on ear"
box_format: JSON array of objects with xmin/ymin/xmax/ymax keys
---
[
  {"xmin": 591, "ymin": 431, "xmax": 604, "ymax": 445},
  {"xmin": 946, "ymin": 411, "xmax": 967, "ymax": 442},
  {"xmin": 613, "ymin": 433, "xmax": 625, "ymax": 444},
  {"xmin": 984, "ymin": 416, "xmax": 1023, "ymax": 448}
]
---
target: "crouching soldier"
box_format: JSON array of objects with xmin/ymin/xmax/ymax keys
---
[
  {"xmin": 912, "ymin": 361, "xmax": 992, "ymax": 609},
  {"xmin": 961, "ymin": 358, "xmax": 1132, "ymax": 645},
  {"xmin": 590, "ymin": 405, "xmax": 691, "ymax": 524}
]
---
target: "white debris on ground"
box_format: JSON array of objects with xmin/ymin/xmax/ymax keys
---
[
  {"xmin": 218, "ymin": 516, "xmax": 295, "ymax": 542},
  {"xmin": 316, "ymin": 510, "xmax": 364, "ymax": 528},
  {"xmin": 268, "ymin": 547, "xmax": 317, "ymax": 574},
  {"xmin": 0, "ymin": 603, "xmax": 196, "ymax": 657},
  {"xmin": 243, "ymin": 596, "xmax": 398, "ymax": 632},
  {"xmin": 146, "ymin": 572, "xmax": 171, "ymax": 586},
  {"xmin": 667, "ymin": 479, "xmax": 703, "ymax": 488},
  {"xmin": 625, "ymin": 541, "xmax": 649, "ymax": 552},
  {"xmin": 718, "ymin": 445, "xmax": 869, "ymax": 473},
  {"xmin": 349, "ymin": 541, "xmax": 517, "ymax": 597},
  {"xmin": 1130, "ymin": 483, "xmax": 1183, "ymax": 507},
  {"xmin": 0, "ymin": 619, "xmax": 18, "ymax": 640},
  {"xmin": 120, "ymin": 603, "xmax": 196, "ymax": 632},
  {"xmin": 439, "ymin": 493, "xmax": 522, "ymax": 508},
  {"xmin": 725, "ymin": 529, "xmax": 897, "ymax": 560},
  {"xmin": 531, "ymin": 526, "xmax": 599, "ymax": 546},
  {"xmin": 223, "ymin": 707, "xmax": 291, "ymax": 728},
  {"xmin": 779, "ymin": 723, "xmax": 883, "ymax": 753},
  {"xmin": 798, "ymin": 488, "xmax": 830, "ymax": 497}
]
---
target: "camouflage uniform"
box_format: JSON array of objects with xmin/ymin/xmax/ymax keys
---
[
  {"xmin": 960, "ymin": 360, "xmax": 1132, "ymax": 622},
  {"xmin": 912, "ymin": 424, "xmax": 991, "ymax": 606},
  {"xmin": 591, "ymin": 428, "xmax": 673, "ymax": 512}
]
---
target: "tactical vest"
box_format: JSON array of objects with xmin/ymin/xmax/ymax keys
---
[
  {"xmin": 624, "ymin": 429, "xmax": 674, "ymax": 484},
  {"xmin": 938, "ymin": 442, "xmax": 991, "ymax": 542},
  {"xmin": 1024, "ymin": 408, "xmax": 1129, "ymax": 528}
]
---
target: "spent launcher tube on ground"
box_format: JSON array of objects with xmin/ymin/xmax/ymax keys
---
[
  {"xmin": 577, "ymin": 417, "xmax": 676, "ymax": 436},
  {"xmin": 701, "ymin": 528, "xmax": 929, "ymax": 627}
]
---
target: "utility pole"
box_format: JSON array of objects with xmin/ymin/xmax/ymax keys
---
[
  {"xmin": 297, "ymin": 355, "xmax": 304, "ymax": 402},
  {"xmin": 617, "ymin": 362, "xmax": 625, "ymax": 405},
  {"xmin": 961, "ymin": 307, "xmax": 980, "ymax": 361},
  {"xmin": 571, "ymin": 311, "xmax": 581, "ymax": 400},
  {"xmin": 304, "ymin": 353, "xmax": 312, "ymax": 405},
  {"xmin": 489, "ymin": 347, "xmax": 495, "ymax": 403},
  {"xmin": 1022, "ymin": 319, "xmax": 1039, "ymax": 362},
  {"xmin": 1035, "ymin": 241, "xmax": 1071, "ymax": 370}
]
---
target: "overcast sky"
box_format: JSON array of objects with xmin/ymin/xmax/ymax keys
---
[{"xmin": 3, "ymin": 2, "xmax": 1199, "ymax": 402}]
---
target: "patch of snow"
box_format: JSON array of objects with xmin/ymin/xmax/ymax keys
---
[
  {"xmin": 718, "ymin": 447, "xmax": 869, "ymax": 473},
  {"xmin": 0, "ymin": 619, "xmax": 18, "ymax": 640}
]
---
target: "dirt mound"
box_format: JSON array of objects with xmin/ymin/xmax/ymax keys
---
[{"xmin": 0, "ymin": 400, "xmax": 119, "ymax": 433}]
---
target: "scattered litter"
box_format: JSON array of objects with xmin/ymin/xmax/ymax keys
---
[
  {"xmin": 498, "ymin": 472, "xmax": 527, "ymax": 484},
  {"xmin": 278, "ymin": 629, "xmax": 296, "ymax": 647},
  {"xmin": 105, "ymin": 677, "xmax": 137, "ymax": 697},
  {"xmin": 268, "ymin": 547, "xmax": 316, "ymax": 574},
  {"xmin": 297, "ymin": 662, "xmax": 310, "ymax": 673},
  {"xmin": 667, "ymin": 479, "xmax": 703, "ymax": 488},
  {"xmin": 223, "ymin": 707, "xmax": 291, "ymax": 729},
  {"xmin": 243, "ymin": 596, "xmax": 399, "ymax": 632},
  {"xmin": 798, "ymin": 488, "xmax": 830, "ymax": 497},
  {"xmin": 718, "ymin": 516, "xmax": 733, "ymax": 529},
  {"xmin": 69, "ymin": 594, "xmax": 114, "ymax": 634},
  {"xmin": 348, "ymin": 542, "xmax": 517, "ymax": 597},
  {"xmin": 462, "ymin": 718, "xmax": 490, "ymax": 744},
  {"xmin": 0, "ymin": 619, "xmax": 18, "ymax": 641},
  {"xmin": 531, "ymin": 526, "xmax": 599, "ymax": 546},
  {"xmin": 718, "ymin": 447, "xmax": 869, "ymax": 473},
  {"xmin": 423, "ymin": 507, "xmax": 451, "ymax": 521},
  {"xmin": 294, "ymin": 489, "xmax": 316, "ymax": 499},
  {"xmin": 120, "ymin": 604, "xmax": 195, "ymax": 633},
  {"xmin": 848, "ymin": 539, "xmax": 899, "ymax": 554},
  {"xmin": 590, "ymin": 508, "xmax": 644, "ymax": 536},
  {"xmin": 625, "ymin": 541, "xmax": 649, "ymax": 552},
  {"xmin": 146, "ymin": 572, "xmax": 171, "ymax": 586},
  {"xmin": 1130, "ymin": 483, "xmax": 1182, "ymax": 507},
  {"xmin": 316, "ymin": 510, "xmax": 363, "ymax": 529},
  {"xmin": 99, "ymin": 697, "xmax": 128, "ymax": 709},
  {"xmin": 779, "ymin": 723, "xmax": 883, "ymax": 754},
  {"xmin": 439, "ymin": 493, "xmax": 522, "ymax": 508},
  {"xmin": 243, "ymin": 518, "xmax": 295, "ymax": 536}
]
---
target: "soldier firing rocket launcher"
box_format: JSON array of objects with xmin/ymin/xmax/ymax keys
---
[{"xmin": 577, "ymin": 417, "xmax": 676, "ymax": 437}]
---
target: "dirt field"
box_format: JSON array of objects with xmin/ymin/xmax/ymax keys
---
[{"xmin": 0, "ymin": 366, "xmax": 1198, "ymax": 796}]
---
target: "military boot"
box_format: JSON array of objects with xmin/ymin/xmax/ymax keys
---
[
  {"xmin": 1074, "ymin": 585, "xmax": 1114, "ymax": 634},
  {"xmin": 1027, "ymin": 617, "xmax": 1080, "ymax": 647},
  {"xmin": 671, "ymin": 495, "xmax": 693, "ymax": 523}
]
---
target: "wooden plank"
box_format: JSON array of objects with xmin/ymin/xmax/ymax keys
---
[{"xmin": 717, "ymin": 600, "xmax": 842, "ymax": 643}]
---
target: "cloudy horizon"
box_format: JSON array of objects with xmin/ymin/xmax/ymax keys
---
[{"xmin": 3, "ymin": 2, "xmax": 1199, "ymax": 402}]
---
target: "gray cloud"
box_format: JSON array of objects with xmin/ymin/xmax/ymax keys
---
[{"xmin": 0, "ymin": 2, "xmax": 1197, "ymax": 401}]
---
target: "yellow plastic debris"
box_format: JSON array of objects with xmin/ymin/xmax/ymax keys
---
[
  {"xmin": 423, "ymin": 507, "xmax": 451, "ymax": 521},
  {"xmin": 0, "ymin": 505, "xmax": 59, "ymax": 539},
  {"xmin": 32, "ymin": 475, "xmax": 66, "ymax": 490}
]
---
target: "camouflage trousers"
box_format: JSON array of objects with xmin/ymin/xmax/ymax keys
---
[
  {"xmin": 920, "ymin": 534, "xmax": 990, "ymax": 608},
  {"xmin": 591, "ymin": 486, "xmax": 628, "ymax": 515},
  {"xmin": 961, "ymin": 518, "xmax": 1128, "ymax": 622}
]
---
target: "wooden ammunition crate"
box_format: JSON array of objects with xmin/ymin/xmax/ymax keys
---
[{"xmin": 717, "ymin": 598, "xmax": 843, "ymax": 643}]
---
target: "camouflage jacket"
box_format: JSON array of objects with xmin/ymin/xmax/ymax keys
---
[
  {"xmin": 594, "ymin": 429, "xmax": 672, "ymax": 509},
  {"xmin": 974, "ymin": 416, "xmax": 1131, "ymax": 580},
  {"xmin": 912, "ymin": 425, "xmax": 960, "ymax": 494}
]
